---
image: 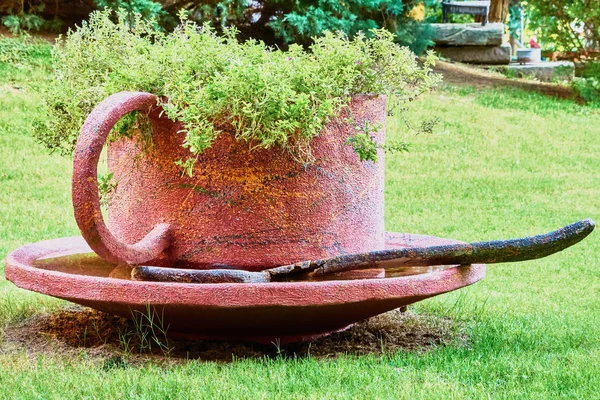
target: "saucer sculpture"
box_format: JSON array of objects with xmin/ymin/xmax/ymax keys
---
[
  {"xmin": 5, "ymin": 221, "xmax": 594, "ymax": 343},
  {"xmin": 6, "ymin": 232, "xmax": 486, "ymax": 343}
]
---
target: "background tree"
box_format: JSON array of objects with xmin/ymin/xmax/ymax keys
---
[
  {"xmin": 521, "ymin": 0, "xmax": 599, "ymax": 103},
  {"xmin": 488, "ymin": 0, "xmax": 510, "ymax": 23},
  {"xmin": 525, "ymin": 0, "xmax": 599, "ymax": 54}
]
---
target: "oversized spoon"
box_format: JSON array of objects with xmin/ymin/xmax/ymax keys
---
[{"xmin": 132, "ymin": 219, "xmax": 595, "ymax": 284}]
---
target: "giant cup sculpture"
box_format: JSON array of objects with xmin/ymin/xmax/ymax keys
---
[
  {"xmin": 4, "ymin": 90, "xmax": 594, "ymax": 343},
  {"xmin": 3, "ymin": 14, "xmax": 595, "ymax": 343}
]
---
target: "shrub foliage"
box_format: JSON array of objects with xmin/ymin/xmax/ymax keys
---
[{"xmin": 35, "ymin": 11, "xmax": 439, "ymax": 163}]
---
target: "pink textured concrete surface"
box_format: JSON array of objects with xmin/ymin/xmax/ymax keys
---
[
  {"xmin": 5, "ymin": 233, "xmax": 485, "ymax": 344},
  {"xmin": 73, "ymin": 91, "xmax": 386, "ymax": 270}
]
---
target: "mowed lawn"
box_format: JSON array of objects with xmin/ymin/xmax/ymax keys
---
[{"xmin": 0, "ymin": 37, "xmax": 599, "ymax": 399}]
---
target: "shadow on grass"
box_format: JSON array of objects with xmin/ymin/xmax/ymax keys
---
[{"xmin": 2, "ymin": 306, "xmax": 467, "ymax": 365}]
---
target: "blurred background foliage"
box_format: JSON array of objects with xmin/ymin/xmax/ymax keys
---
[
  {"xmin": 0, "ymin": 0, "xmax": 442, "ymax": 54},
  {"xmin": 2, "ymin": 0, "xmax": 599, "ymax": 103}
]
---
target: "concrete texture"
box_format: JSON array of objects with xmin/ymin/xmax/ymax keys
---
[
  {"xmin": 4, "ymin": 233, "xmax": 486, "ymax": 343},
  {"xmin": 436, "ymin": 43, "xmax": 512, "ymax": 65},
  {"xmin": 73, "ymin": 92, "xmax": 386, "ymax": 270},
  {"xmin": 431, "ymin": 23, "xmax": 504, "ymax": 46},
  {"xmin": 498, "ymin": 61, "xmax": 575, "ymax": 82}
]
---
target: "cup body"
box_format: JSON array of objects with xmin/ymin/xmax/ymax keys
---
[{"xmin": 106, "ymin": 95, "xmax": 386, "ymax": 270}]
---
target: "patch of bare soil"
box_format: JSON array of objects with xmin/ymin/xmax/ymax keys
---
[
  {"xmin": 433, "ymin": 60, "xmax": 576, "ymax": 100},
  {"xmin": 0, "ymin": 84, "xmax": 23, "ymax": 94},
  {"xmin": 1, "ymin": 306, "xmax": 467, "ymax": 366}
]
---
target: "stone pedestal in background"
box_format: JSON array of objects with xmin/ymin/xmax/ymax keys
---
[
  {"xmin": 431, "ymin": 23, "xmax": 503, "ymax": 46},
  {"xmin": 436, "ymin": 43, "xmax": 512, "ymax": 65},
  {"xmin": 491, "ymin": 61, "xmax": 575, "ymax": 82},
  {"xmin": 432, "ymin": 23, "xmax": 511, "ymax": 65}
]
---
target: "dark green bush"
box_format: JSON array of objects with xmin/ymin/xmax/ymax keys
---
[
  {"xmin": 2, "ymin": 1, "xmax": 435, "ymax": 55},
  {"xmin": 93, "ymin": 0, "xmax": 175, "ymax": 29},
  {"xmin": 0, "ymin": 1, "xmax": 62, "ymax": 34},
  {"xmin": 573, "ymin": 62, "xmax": 600, "ymax": 104},
  {"xmin": 177, "ymin": 1, "xmax": 435, "ymax": 55}
]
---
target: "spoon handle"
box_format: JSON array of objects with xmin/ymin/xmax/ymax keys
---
[
  {"xmin": 131, "ymin": 220, "xmax": 594, "ymax": 284},
  {"xmin": 269, "ymin": 219, "xmax": 595, "ymax": 278}
]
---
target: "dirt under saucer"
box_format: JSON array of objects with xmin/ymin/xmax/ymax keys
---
[{"xmin": 1, "ymin": 305, "xmax": 468, "ymax": 365}]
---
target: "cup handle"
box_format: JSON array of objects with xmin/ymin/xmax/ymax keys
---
[{"xmin": 72, "ymin": 92, "xmax": 171, "ymax": 265}]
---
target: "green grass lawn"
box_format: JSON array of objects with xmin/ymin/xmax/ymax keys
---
[{"xmin": 0, "ymin": 37, "xmax": 599, "ymax": 399}]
